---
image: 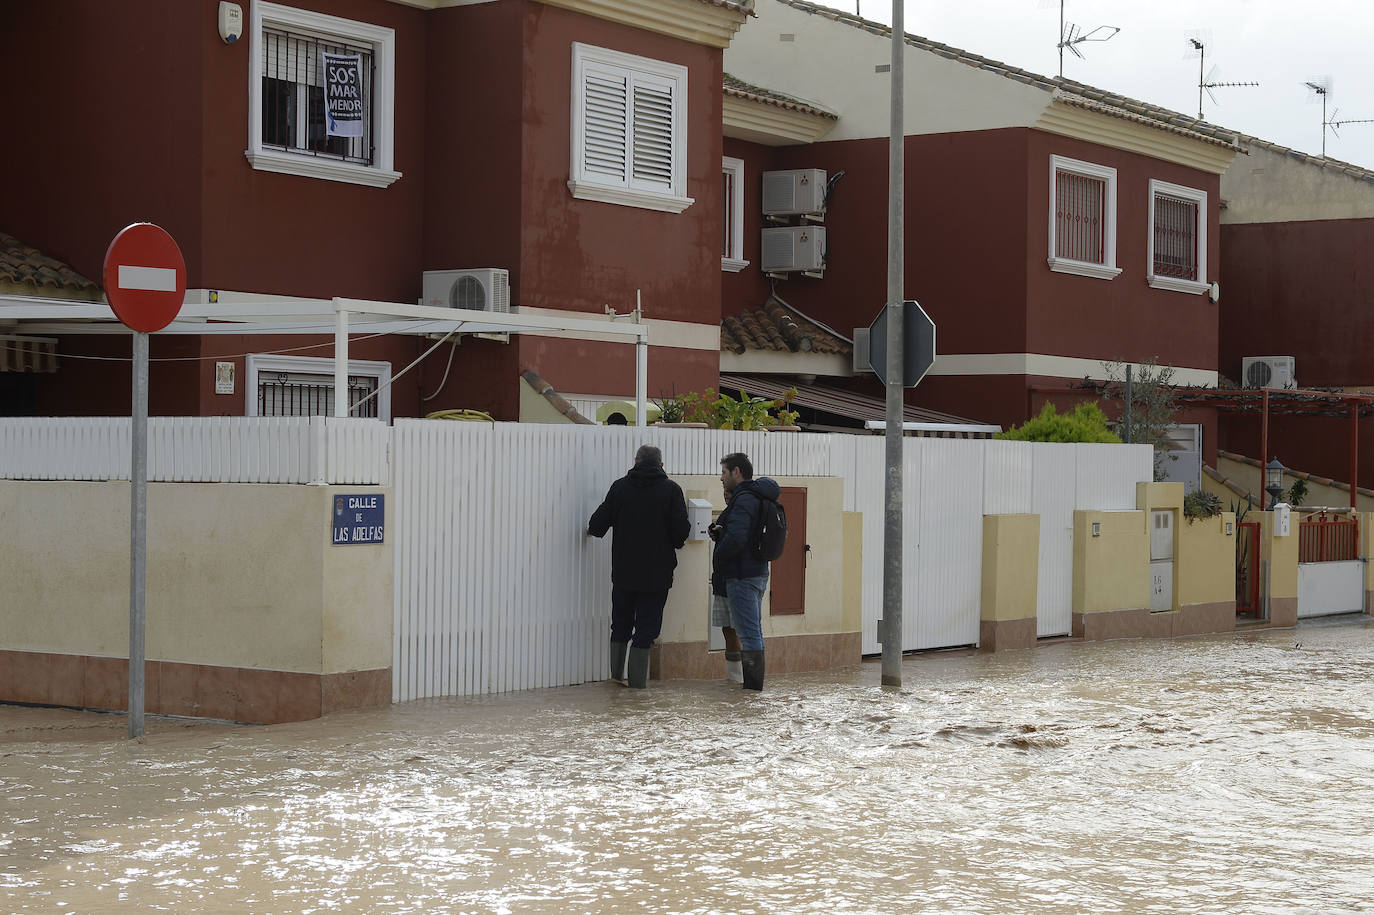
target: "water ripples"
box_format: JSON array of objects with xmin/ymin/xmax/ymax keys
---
[{"xmin": 3, "ymin": 617, "xmax": 1374, "ymax": 912}]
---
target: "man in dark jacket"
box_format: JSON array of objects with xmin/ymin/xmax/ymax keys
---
[
  {"xmin": 711, "ymin": 452, "xmax": 780, "ymax": 691},
  {"xmin": 587, "ymin": 444, "xmax": 690, "ymax": 689}
]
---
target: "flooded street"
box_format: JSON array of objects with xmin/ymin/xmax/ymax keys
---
[{"xmin": 5, "ymin": 618, "xmax": 1374, "ymax": 914}]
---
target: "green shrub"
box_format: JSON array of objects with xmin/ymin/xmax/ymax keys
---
[
  {"xmin": 995, "ymin": 402, "xmax": 1122, "ymax": 443},
  {"xmin": 1183, "ymin": 489, "xmax": 1222, "ymax": 521}
]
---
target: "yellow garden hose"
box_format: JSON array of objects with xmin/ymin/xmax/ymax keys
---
[{"xmin": 425, "ymin": 409, "xmax": 495, "ymax": 422}]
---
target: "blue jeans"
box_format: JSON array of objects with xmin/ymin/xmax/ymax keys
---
[
  {"xmin": 610, "ymin": 587, "xmax": 669, "ymax": 649},
  {"xmin": 725, "ymin": 576, "xmax": 768, "ymax": 651}
]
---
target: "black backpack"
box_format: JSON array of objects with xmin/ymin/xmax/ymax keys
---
[{"xmin": 750, "ymin": 494, "xmax": 788, "ymax": 562}]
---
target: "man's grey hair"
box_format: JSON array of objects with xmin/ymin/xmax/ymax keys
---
[{"xmin": 635, "ymin": 444, "xmax": 663, "ymax": 467}]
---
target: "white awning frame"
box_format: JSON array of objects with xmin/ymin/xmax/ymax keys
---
[{"xmin": 0, "ymin": 293, "xmax": 652, "ymax": 426}]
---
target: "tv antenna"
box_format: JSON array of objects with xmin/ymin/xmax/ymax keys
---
[
  {"xmin": 1303, "ymin": 78, "xmax": 1372, "ymax": 156},
  {"xmin": 1049, "ymin": 1, "xmax": 1119, "ymax": 77},
  {"xmin": 1186, "ymin": 34, "xmax": 1257, "ymax": 121}
]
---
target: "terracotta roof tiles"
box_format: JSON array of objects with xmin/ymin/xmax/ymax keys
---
[
  {"xmin": 724, "ymin": 73, "xmax": 838, "ymax": 120},
  {"xmin": 721, "ymin": 300, "xmax": 851, "ymax": 356},
  {"xmin": 0, "ymin": 232, "xmax": 101, "ymax": 299}
]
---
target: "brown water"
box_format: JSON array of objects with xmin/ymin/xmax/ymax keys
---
[{"xmin": 4, "ymin": 617, "xmax": 1374, "ymax": 913}]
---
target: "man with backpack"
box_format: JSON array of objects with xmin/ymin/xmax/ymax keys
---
[
  {"xmin": 710, "ymin": 452, "xmax": 784, "ymax": 691},
  {"xmin": 587, "ymin": 444, "xmax": 691, "ymax": 689}
]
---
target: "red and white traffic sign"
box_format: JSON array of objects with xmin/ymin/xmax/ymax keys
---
[{"xmin": 102, "ymin": 223, "xmax": 187, "ymax": 333}]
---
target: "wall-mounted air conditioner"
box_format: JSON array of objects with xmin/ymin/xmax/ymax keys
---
[
  {"xmin": 761, "ymin": 226, "xmax": 826, "ymax": 273},
  {"xmin": 1241, "ymin": 355, "xmax": 1296, "ymax": 389},
  {"xmin": 421, "ymin": 268, "xmax": 511, "ymax": 313},
  {"xmin": 852, "ymin": 327, "xmax": 872, "ymax": 374},
  {"xmin": 762, "ymin": 168, "xmax": 827, "ymax": 216}
]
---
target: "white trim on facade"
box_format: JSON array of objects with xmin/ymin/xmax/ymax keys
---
[
  {"xmin": 722, "ymin": 156, "xmax": 749, "ymax": 272},
  {"xmin": 1047, "ymin": 155, "xmax": 1121, "ymax": 280},
  {"xmin": 1147, "ymin": 178, "xmax": 1210, "ymax": 295},
  {"xmin": 927, "ymin": 352, "xmax": 1218, "ymax": 386},
  {"xmin": 536, "ymin": 0, "xmax": 748, "ymax": 49},
  {"xmin": 246, "ymin": 353, "xmax": 393, "ymax": 421},
  {"xmin": 247, "ymin": 2, "xmax": 401, "ymax": 188},
  {"xmin": 568, "ymin": 43, "xmax": 693, "ymax": 213}
]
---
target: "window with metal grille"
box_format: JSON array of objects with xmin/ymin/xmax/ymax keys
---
[
  {"xmin": 245, "ymin": 354, "xmax": 392, "ymax": 421},
  {"xmin": 1055, "ymin": 171, "xmax": 1104, "ymax": 263},
  {"xmin": 569, "ymin": 44, "xmax": 692, "ymax": 213},
  {"xmin": 1147, "ymin": 179, "xmax": 1209, "ymax": 293},
  {"xmin": 257, "ymin": 371, "xmax": 378, "ymax": 419},
  {"xmin": 247, "ymin": 3, "xmax": 399, "ymax": 189},
  {"xmin": 261, "ymin": 26, "xmax": 373, "ymax": 166},
  {"xmin": 1047, "ymin": 156, "xmax": 1120, "ymax": 280}
]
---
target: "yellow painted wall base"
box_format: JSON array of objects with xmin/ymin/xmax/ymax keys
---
[
  {"xmin": 0, "ymin": 650, "xmax": 389, "ymax": 724},
  {"xmin": 1073, "ymin": 602, "xmax": 1235, "ymax": 641},
  {"xmin": 652, "ymin": 632, "xmax": 861, "ymax": 680}
]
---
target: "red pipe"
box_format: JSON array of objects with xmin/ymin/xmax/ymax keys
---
[{"xmin": 1351, "ymin": 401, "xmax": 1359, "ymax": 509}]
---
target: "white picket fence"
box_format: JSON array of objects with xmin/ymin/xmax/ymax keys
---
[
  {"xmin": 0, "ymin": 417, "xmax": 1152, "ymax": 700},
  {"xmin": 0, "ymin": 416, "xmax": 388, "ymax": 484},
  {"xmin": 388, "ymin": 423, "xmax": 1152, "ymax": 699}
]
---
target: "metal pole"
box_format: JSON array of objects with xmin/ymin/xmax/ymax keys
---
[
  {"xmin": 1260, "ymin": 388, "xmax": 1269, "ymax": 511},
  {"xmin": 881, "ymin": 0, "xmax": 905, "ymax": 688},
  {"xmin": 1198, "ymin": 46, "xmax": 1205, "ymax": 120},
  {"xmin": 334, "ymin": 304, "xmax": 349, "ymax": 417},
  {"xmin": 1124, "ymin": 364, "xmax": 1133, "ymax": 444},
  {"xmin": 129, "ymin": 331, "xmax": 148, "ymax": 739},
  {"xmin": 635, "ymin": 289, "xmax": 647, "ymax": 428}
]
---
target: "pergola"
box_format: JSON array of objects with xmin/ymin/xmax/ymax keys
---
[
  {"xmin": 0, "ymin": 294, "xmax": 653, "ymax": 425},
  {"xmin": 1169, "ymin": 387, "xmax": 1374, "ymax": 509}
]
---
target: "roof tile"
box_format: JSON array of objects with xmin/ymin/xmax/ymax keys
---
[{"xmin": 0, "ymin": 232, "xmax": 101, "ymax": 298}]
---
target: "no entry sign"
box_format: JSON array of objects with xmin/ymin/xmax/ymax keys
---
[{"xmin": 102, "ymin": 223, "xmax": 187, "ymax": 332}]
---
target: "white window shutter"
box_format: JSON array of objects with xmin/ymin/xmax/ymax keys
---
[
  {"xmin": 583, "ymin": 71, "xmax": 629, "ymax": 184},
  {"xmin": 631, "ymin": 80, "xmax": 673, "ymax": 191}
]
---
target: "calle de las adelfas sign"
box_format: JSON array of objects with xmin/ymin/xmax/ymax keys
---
[{"xmin": 333, "ymin": 493, "xmax": 385, "ymax": 545}]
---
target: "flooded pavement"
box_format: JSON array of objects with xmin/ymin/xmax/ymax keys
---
[{"xmin": 4, "ymin": 617, "xmax": 1374, "ymax": 914}]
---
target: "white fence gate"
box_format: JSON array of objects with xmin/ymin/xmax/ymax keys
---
[{"xmin": 1297, "ymin": 562, "xmax": 1366, "ymax": 618}]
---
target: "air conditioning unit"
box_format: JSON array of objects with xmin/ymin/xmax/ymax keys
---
[
  {"xmin": 421, "ymin": 268, "xmax": 511, "ymax": 313},
  {"xmin": 762, "ymin": 168, "xmax": 827, "ymax": 216},
  {"xmin": 852, "ymin": 327, "xmax": 873, "ymax": 374},
  {"xmin": 1241, "ymin": 355, "xmax": 1296, "ymax": 389},
  {"xmin": 761, "ymin": 226, "xmax": 826, "ymax": 273}
]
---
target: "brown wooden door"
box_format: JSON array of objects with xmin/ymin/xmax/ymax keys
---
[{"xmin": 770, "ymin": 486, "xmax": 807, "ymax": 615}]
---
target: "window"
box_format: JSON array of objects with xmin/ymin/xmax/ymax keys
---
[
  {"xmin": 722, "ymin": 156, "xmax": 748, "ymax": 272},
  {"xmin": 1048, "ymin": 155, "xmax": 1120, "ymax": 280},
  {"xmin": 1148, "ymin": 179, "xmax": 1209, "ymax": 294},
  {"xmin": 569, "ymin": 43, "xmax": 693, "ymax": 213},
  {"xmin": 248, "ymin": 3, "xmax": 400, "ymax": 188},
  {"xmin": 246, "ymin": 354, "xmax": 391, "ymax": 421}
]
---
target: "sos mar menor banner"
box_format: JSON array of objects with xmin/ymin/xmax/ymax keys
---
[{"xmin": 322, "ymin": 52, "xmax": 364, "ymax": 139}]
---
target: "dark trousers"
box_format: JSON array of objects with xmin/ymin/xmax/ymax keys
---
[{"xmin": 610, "ymin": 587, "xmax": 669, "ymax": 649}]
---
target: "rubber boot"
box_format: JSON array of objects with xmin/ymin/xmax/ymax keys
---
[
  {"xmin": 627, "ymin": 646, "xmax": 651, "ymax": 689},
  {"xmin": 741, "ymin": 650, "xmax": 765, "ymax": 692},
  {"xmin": 725, "ymin": 650, "xmax": 743, "ymax": 684},
  {"xmin": 610, "ymin": 641, "xmax": 629, "ymax": 683}
]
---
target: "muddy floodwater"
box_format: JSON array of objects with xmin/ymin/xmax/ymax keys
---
[{"xmin": 4, "ymin": 618, "xmax": 1374, "ymax": 913}]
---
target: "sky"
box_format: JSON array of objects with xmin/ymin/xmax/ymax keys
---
[{"xmin": 849, "ymin": 0, "xmax": 1374, "ymax": 171}]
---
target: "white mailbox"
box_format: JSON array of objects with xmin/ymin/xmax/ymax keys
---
[
  {"xmin": 1273, "ymin": 503, "xmax": 1291, "ymax": 537},
  {"xmin": 688, "ymin": 498, "xmax": 714, "ymax": 542}
]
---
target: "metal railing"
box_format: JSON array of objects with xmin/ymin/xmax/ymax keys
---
[{"xmin": 1297, "ymin": 511, "xmax": 1359, "ymax": 562}]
